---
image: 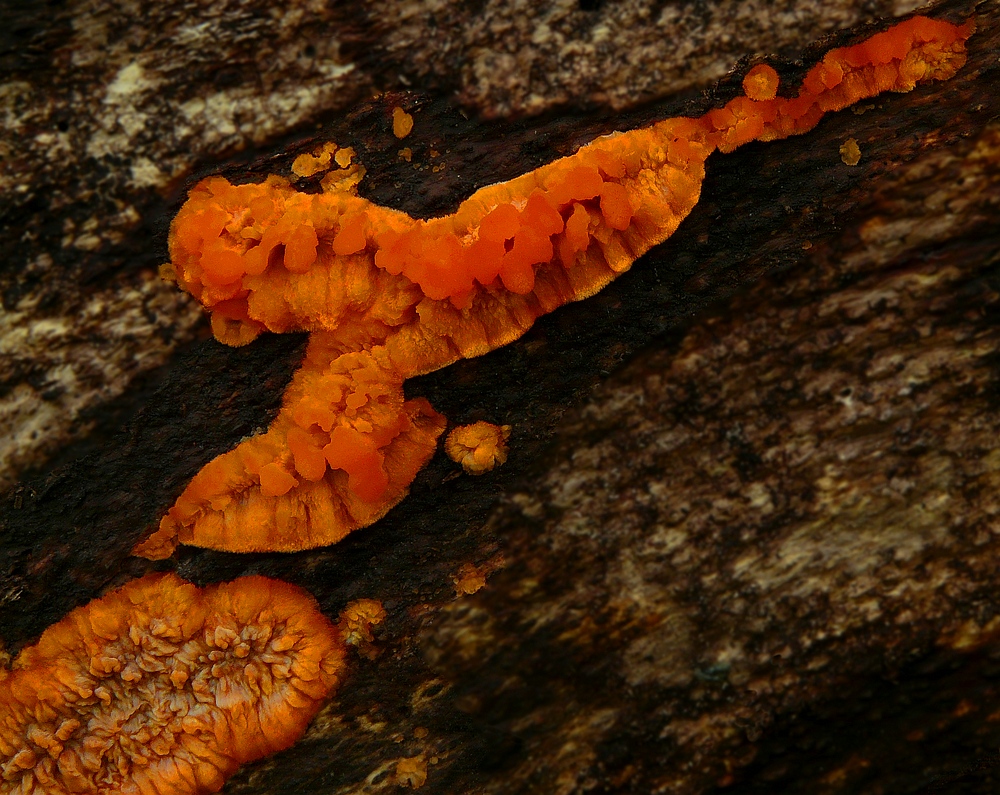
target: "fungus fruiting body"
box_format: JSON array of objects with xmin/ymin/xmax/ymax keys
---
[
  {"xmin": 392, "ymin": 107, "xmax": 414, "ymax": 139},
  {"xmin": 395, "ymin": 755, "xmax": 428, "ymax": 788},
  {"xmin": 0, "ymin": 573, "xmax": 345, "ymax": 795},
  {"xmin": 840, "ymin": 137, "xmax": 862, "ymax": 165},
  {"xmin": 338, "ymin": 598, "xmax": 387, "ymax": 647},
  {"xmin": 445, "ymin": 422, "xmax": 512, "ymax": 475},
  {"xmin": 140, "ymin": 16, "xmax": 973, "ymax": 557}
]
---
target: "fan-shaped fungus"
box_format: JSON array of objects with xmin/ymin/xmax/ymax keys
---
[
  {"xmin": 139, "ymin": 16, "xmax": 973, "ymax": 558},
  {"xmin": 0, "ymin": 573, "xmax": 345, "ymax": 795}
]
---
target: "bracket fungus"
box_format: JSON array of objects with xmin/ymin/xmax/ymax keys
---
[
  {"xmin": 0, "ymin": 573, "xmax": 345, "ymax": 795},
  {"xmin": 137, "ymin": 15, "xmax": 974, "ymax": 558}
]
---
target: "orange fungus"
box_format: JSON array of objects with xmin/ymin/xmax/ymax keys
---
[
  {"xmin": 339, "ymin": 599, "xmax": 387, "ymax": 646},
  {"xmin": 0, "ymin": 573, "xmax": 345, "ymax": 795},
  {"xmin": 392, "ymin": 107, "xmax": 414, "ymax": 139},
  {"xmin": 743, "ymin": 64, "xmax": 780, "ymax": 101},
  {"xmin": 143, "ymin": 15, "xmax": 973, "ymax": 557},
  {"xmin": 840, "ymin": 137, "xmax": 862, "ymax": 166},
  {"xmin": 445, "ymin": 422, "xmax": 512, "ymax": 475}
]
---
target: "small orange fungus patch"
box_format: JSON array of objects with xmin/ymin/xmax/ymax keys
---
[
  {"xmin": 149, "ymin": 16, "xmax": 973, "ymax": 557},
  {"xmin": 0, "ymin": 573, "xmax": 345, "ymax": 795},
  {"xmin": 840, "ymin": 137, "xmax": 862, "ymax": 165},
  {"xmin": 452, "ymin": 562, "xmax": 489, "ymax": 596},
  {"xmin": 445, "ymin": 422, "xmax": 511, "ymax": 475},
  {"xmin": 292, "ymin": 142, "xmax": 340, "ymax": 178},
  {"xmin": 743, "ymin": 64, "xmax": 780, "ymax": 101},
  {"xmin": 396, "ymin": 754, "xmax": 428, "ymax": 788},
  {"xmin": 393, "ymin": 107, "xmax": 414, "ymax": 139},
  {"xmin": 334, "ymin": 146, "xmax": 355, "ymax": 168},
  {"xmin": 339, "ymin": 598, "xmax": 387, "ymax": 646}
]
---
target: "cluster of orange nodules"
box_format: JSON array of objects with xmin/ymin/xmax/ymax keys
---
[
  {"xmin": 445, "ymin": 422, "xmax": 512, "ymax": 475},
  {"xmin": 701, "ymin": 15, "xmax": 974, "ymax": 153},
  {"xmin": 0, "ymin": 573, "xmax": 344, "ymax": 795},
  {"xmin": 144, "ymin": 15, "xmax": 972, "ymax": 557},
  {"xmin": 374, "ymin": 153, "xmax": 638, "ymax": 306}
]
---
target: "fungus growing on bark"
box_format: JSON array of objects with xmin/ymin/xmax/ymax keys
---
[
  {"xmin": 742, "ymin": 64, "xmax": 780, "ymax": 101},
  {"xmin": 445, "ymin": 422, "xmax": 512, "ymax": 475},
  {"xmin": 840, "ymin": 137, "xmax": 862, "ymax": 165},
  {"xmin": 395, "ymin": 755, "xmax": 428, "ymax": 788},
  {"xmin": 338, "ymin": 599, "xmax": 387, "ymax": 646},
  {"xmin": 292, "ymin": 142, "xmax": 340, "ymax": 179},
  {"xmin": 452, "ymin": 562, "xmax": 489, "ymax": 596},
  {"xmin": 140, "ymin": 15, "xmax": 973, "ymax": 558},
  {"xmin": 393, "ymin": 107, "xmax": 414, "ymax": 139},
  {"xmin": 0, "ymin": 573, "xmax": 345, "ymax": 795}
]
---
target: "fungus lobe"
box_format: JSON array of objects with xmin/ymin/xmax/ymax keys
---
[
  {"xmin": 0, "ymin": 573, "xmax": 345, "ymax": 795},
  {"xmin": 140, "ymin": 15, "xmax": 973, "ymax": 557}
]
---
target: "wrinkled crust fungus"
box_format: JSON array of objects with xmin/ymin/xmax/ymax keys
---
[
  {"xmin": 142, "ymin": 16, "xmax": 973, "ymax": 557},
  {"xmin": 445, "ymin": 422, "xmax": 512, "ymax": 475},
  {"xmin": 0, "ymin": 573, "xmax": 345, "ymax": 795}
]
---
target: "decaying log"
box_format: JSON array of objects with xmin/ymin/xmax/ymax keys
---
[{"xmin": 2, "ymin": 0, "xmax": 1000, "ymax": 792}]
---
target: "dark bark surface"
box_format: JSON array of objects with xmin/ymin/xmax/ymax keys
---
[{"xmin": 2, "ymin": 0, "xmax": 1000, "ymax": 793}]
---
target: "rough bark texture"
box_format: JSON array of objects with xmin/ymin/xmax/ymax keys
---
[{"xmin": 2, "ymin": 0, "xmax": 1000, "ymax": 793}]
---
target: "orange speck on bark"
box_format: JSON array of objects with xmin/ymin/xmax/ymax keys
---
[
  {"xmin": 840, "ymin": 137, "xmax": 862, "ymax": 166},
  {"xmin": 149, "ymin": 16, "xmax": 973, "ymax": 557},
  {"xmin": 292, "ymin": 142, "xmax": 339, "ymax": 178},
  {"xmin": 393, "ymin": 107, "xmax": 414, "ymax": 139},
  {"xmin": 0, "ymin": 573, "xmax": 345, "ymax": 795},
  {"xmin": 334, "ymin": 147, "xmax": 355, "ymax": 168},
  {"xmin": 396, "ymin": 755, "xmax": 429, "ymax": 788},
  {"xmin": 445, "ymin": 422, "xmax": 511, "ymax": 475},
  {"xmin": 452, "ymin": 562, "xmax": 489, "ymax": 595},
  {"xmin": 743, "ymin": 64, "xmax": 780, "ymax": 101}
]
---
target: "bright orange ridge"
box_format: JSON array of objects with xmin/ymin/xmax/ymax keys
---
[{"xmin": 136, "ymin": 16, "xmax": 973, "ymax": 558}]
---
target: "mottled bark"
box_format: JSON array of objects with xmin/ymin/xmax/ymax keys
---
[{"xmin": 2, "ymin": 0, "xmax": 1000, "ymax": 794}]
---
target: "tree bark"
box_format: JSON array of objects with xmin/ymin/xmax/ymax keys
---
[{"xmin": 2, "ymin": 0, "xmax": 1000, "ymax": 793}]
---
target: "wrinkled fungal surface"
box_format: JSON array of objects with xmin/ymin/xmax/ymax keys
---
[
  {"xmin": 0, "ymin": 573, "xmax": 345, "ymax": 795},
  {"xmin": 444, "ymin": 422, "xmax": 511, "ymax": 475},
  {"xmin": 137, "ymin": 16, "xmax": 973, "ymax": 558}
]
